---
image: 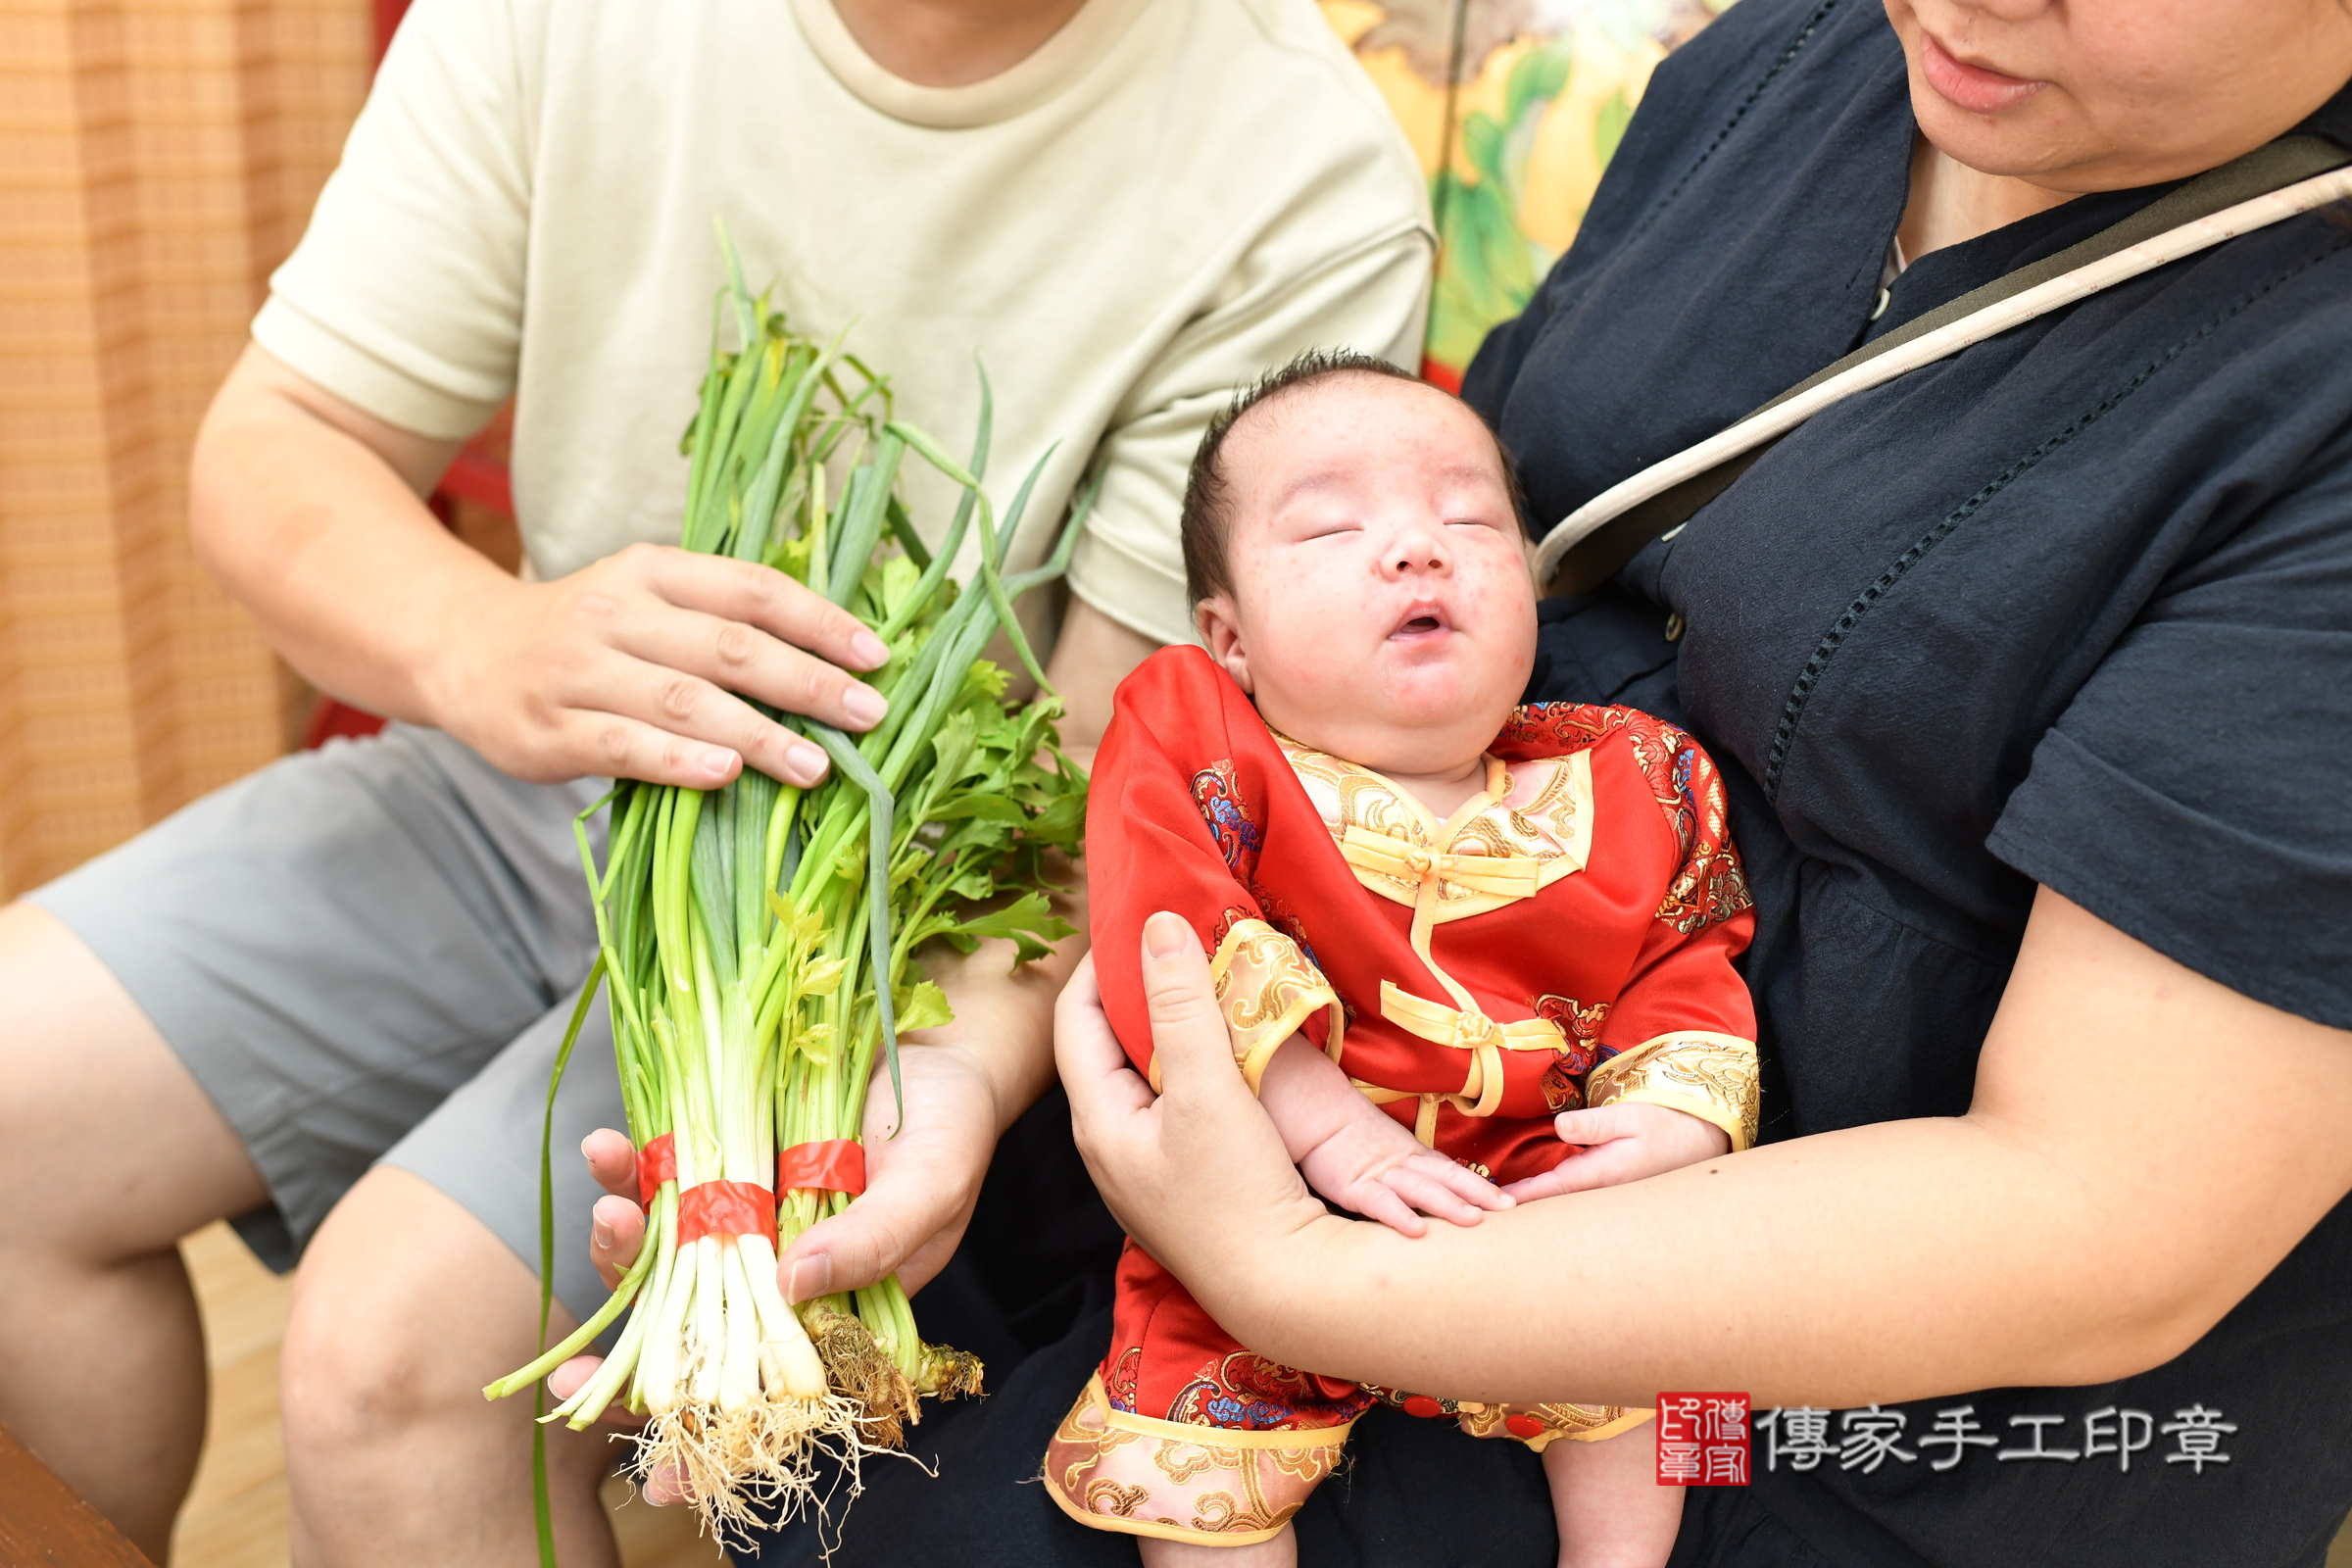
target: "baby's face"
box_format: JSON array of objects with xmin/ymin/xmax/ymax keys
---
[{"xmin": 1196, "ymin": 374, "xmax": 1538, "ymax": 779}]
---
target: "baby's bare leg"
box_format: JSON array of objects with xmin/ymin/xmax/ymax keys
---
[
  {"xmin": 1139, "ymin": 1525, "xmax": 1298, "ymax": 1567},
  {"xmin": 1542, "ymin": 1422, "xmax": 1684, "ymax": 1568}
]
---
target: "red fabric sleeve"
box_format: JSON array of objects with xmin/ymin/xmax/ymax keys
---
[
  {"xmin": 1595, "ymin": 913, "xmax": 1754, "ymax": 1056},
  {"xmin": 1088, "ymin": 648, "xmax": 1283, "ymax": 1082},
  {"xmin": 1592, "ymin": 713, "xmax": 1757, "ymax": 1055}
]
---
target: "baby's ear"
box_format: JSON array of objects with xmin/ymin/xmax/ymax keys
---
[{"xmin": 1195, "ymin": 596, "xmax": 1253, "ymax": 694}]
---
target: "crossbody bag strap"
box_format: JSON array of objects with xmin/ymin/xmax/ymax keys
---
[{"xmin": 1535, "ymin": 133, "xmax": 2352, "ymax": 598}]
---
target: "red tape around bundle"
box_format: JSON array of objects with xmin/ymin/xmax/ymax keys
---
[
  {"xmin": 677, "ymin": 1180, "xmax": 780, "ymax": 1246},
  {"xmin": 635, "ymin": 1132, "xmax": 677, "ymax": 1207},
  {"xmin": 777, "ymin": 1139, "xmax": 867, "ymax": 1197}
]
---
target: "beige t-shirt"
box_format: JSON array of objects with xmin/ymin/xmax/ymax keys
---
[{"xmin": 254, "ymin": 0, "xmax": 1434, "ymax": 648}]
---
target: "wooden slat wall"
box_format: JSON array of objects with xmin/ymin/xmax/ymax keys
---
[{"xmin": 0, "ymin": 0, "xmax": 368, "ymax": 898}]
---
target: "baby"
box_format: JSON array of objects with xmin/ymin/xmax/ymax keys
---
[{"xmin": 1045, "ymin": 352, "xmax": 1759, "ymax": 1566}]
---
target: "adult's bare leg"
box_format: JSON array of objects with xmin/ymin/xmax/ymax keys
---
[
  {"xmin": 282, "ymin": 1165, "xmax": 623, "ymax": 1568},
  {"xmin": 0, "ymin": 902, "xmax": 271, "ymax": 1561}
]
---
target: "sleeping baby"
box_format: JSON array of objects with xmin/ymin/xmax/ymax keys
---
[{"xmin": 1046, "ymin": 351, "xmax": 1760, "ymax": 1567}]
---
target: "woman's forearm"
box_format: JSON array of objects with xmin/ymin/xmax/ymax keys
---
[
  {"xmin": 1208, "ymin": 1113, "xmax": 2109, "ymax": 1409},
  {"xmin": 1077, "ymin": 892, "xmax": 2352, "ymax": 1411}
]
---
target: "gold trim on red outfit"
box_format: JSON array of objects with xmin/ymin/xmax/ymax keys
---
[
  {"xmin": 1194, "ymin": 917, "xmax": 1343, "ymax": 1094},
  {"xmin": 1587, "ymin": 1029, "xmax": 1761, "ymax": 1152},
  {"xmin": 1044, "ymin": 1373, "xmax": 1349, "ymax": 1546}
]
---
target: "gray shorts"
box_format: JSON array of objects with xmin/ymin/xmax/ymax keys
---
[{"xmin": 32, "ymin": 723, "xmax": 628, "ymax": 1328}]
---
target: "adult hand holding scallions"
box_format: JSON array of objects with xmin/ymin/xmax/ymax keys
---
[
  {"xmin": 559, "ymin": 1026, "xmax": 1033, "ymax": 1500},
  {"xmin": 419, "ymin": 538, "xmax": 896, "ymax": 791},
  {"xmin": 480, "ymin": 226, "xmax": 1091, "ymax": 1544}
]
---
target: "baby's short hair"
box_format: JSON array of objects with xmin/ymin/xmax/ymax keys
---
[{"xmin": 1178, "ymin": 349, "xmax": 1523, "ymax": 607}]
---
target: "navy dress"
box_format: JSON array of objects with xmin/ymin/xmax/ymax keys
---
[{"xmin": 755, "ymin": 3, "xmax": 2352, "ymax": 1562}]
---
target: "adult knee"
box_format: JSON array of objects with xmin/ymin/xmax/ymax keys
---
[
  {"xmin": 282, "ymin": 1168, "xmax": 625, "ymax": 1565},
  {"xmin": 0, "ymin": 902, "xmax": 266, "ymax": 1263},
  {"xmin": 281, "ymin": 1166, "xmax": 545, "ymax": 1463},
  {"xmin": 282, "ymin": 1225, "xmax": 450, "ymax": 1461}
]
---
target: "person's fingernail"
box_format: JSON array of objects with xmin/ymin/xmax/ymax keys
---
[
  {"xmin": 698, "ymin": 747, "xmax": 735, "ymax": 779},
  {"xmin": 593, "ymin": 1215, "xmax": 612, "ymax": 1249},
  {"xmin": 786, "ymin": 1252, "xmax": 831, "ymax": 1304},
  {"xmin": 850, "ymin": 629, "xmax": 889, "ymax": 668},
  {"xmin": 646, "ymin": 1456, "xmax": 691, "ymax": 1505},
  {"xmin": 841, "ymin": 683, "xmax": 888, "ymax": 728},
  {"xmin": 786, "ymin": 739, "xmax": 828, "ymax": 783},
  {"xmin": 1144, "ymin": 910, "xmax": 1190, "ymax": 959}
]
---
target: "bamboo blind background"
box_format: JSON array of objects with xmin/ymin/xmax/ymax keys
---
[{"xmin": 0, "ymin": 0, "xmax": 369, "ymax": 899}]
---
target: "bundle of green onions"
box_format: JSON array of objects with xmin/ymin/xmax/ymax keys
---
[{"xmin": 484, "ymin": 235, "xmax": 1087, "ymax": 1538}]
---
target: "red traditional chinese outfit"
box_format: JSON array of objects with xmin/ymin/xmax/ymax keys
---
[{"xmin": 1045, "ymin": 646, "xmax": 1758, "ymax": 1547}]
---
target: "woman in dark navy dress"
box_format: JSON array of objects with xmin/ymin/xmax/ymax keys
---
[
  {"xmin": 1052, "ymin": 0, "xmax": 2352, "ymax": 1563},
  {"xmin": 615, "ymin": 1, "xmax": 2352, "ymax": 1563}
]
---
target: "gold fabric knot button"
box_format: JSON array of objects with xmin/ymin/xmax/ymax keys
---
[
  {"xmin": 1450, "ymin": 1010, "xmax": 1500, "ymax": 1050},
  {"xmin": 1339, "ymin": 827, "xmax": 1542, "ymax": 902},
  {"xmin": 1368, "ymin": 982, "xmax": 1570, "ymax": 1143}
]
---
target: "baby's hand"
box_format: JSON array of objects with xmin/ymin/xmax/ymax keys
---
[
  {"xmin": 1500, "ymin": 1102, "xmax": 1732, "ymax": 1202},
  {"xmin": 1298, "ymin": 1109, "xmax": 1512, "ymax": 1238}
]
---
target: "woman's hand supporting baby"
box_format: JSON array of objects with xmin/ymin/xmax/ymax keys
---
[{"xmin": 1254, "ymin": 1038, "xmax": 1512, "ymax": 1235}]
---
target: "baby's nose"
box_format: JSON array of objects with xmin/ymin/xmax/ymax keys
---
[{"xmin": 1381, "ymin": 514, "xmax": 1457, "ymax": 576}]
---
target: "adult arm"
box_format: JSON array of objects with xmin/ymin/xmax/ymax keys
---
[
  {"xmin": 185, "ymin": 0, "xmax": 909, "ymax": 791},
  {"xmin": 189, "ymin": 345, "xmax": 892, "ymax": 789},
  {"xmin": 1062, "ymin": 891, "xmax": 2352, "ymax": 1409}
]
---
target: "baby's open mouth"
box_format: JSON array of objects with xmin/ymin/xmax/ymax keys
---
[{"xmin": 1390, "ymin": 603, "xmax": 1451, "ymax": 639}]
